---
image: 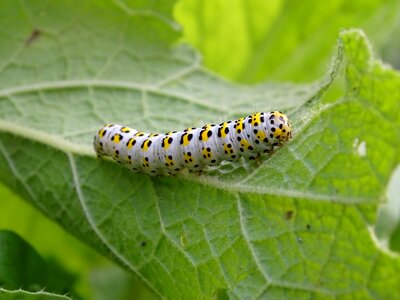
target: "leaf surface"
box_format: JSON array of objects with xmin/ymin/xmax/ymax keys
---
[{"xmin": 0, "ymin": 1, "xmax": 399, "ymax": 299}]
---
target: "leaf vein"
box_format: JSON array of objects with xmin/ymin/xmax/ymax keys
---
[{"xmin": 67, "ymin": 152, "xmax": 165, "ymax": 300}]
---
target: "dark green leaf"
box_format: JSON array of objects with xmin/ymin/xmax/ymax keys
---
[{"xmin": 0, "ymin": 230, "xmax": 46, "ymax": 291}]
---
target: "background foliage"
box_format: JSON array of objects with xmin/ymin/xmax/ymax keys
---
[
  {"xmin": 175, "ymin": 0, "xmax": 400, "ymax": 82},
  {"xmin": 0, "ymin": 0, "xmax": 399, "ymax": 299}
]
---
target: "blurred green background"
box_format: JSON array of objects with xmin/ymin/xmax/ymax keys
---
[
  {"xmin": 175, "ymin": 0, "xmax": 400, "ymax": 83},
  {"xmin": 1, "ymin": 0, "xmax": 399, "ymax": 299}
]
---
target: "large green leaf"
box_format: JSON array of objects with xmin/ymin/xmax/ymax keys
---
[{"xmin": 0, "ymin": 1, "xmax": 399, "ymax": 299}]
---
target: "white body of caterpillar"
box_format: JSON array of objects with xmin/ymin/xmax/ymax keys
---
[{"xmin": 94, "ymin": 111, "xmax": 292, "ymax": 175}]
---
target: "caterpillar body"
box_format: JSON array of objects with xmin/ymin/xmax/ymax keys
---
[{"xmin": 94, "ymin": 111, "xmax": 292, "ymax": 175}]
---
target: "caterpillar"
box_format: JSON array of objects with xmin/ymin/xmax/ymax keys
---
[{"xmin": 93, "ymin": 111, "xmax": 292, "ymax": 175}]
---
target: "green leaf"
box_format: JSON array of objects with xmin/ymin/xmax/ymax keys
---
[
  {"xmin": 0, "ymin": 230, "xmax": 80, "ymax": 297},
  {"xmin": 0, "ymin": 182, "xmax": 107, "ymax": 299},
  {"xmin": 0, "ymin": 1, "xmax": 400, "ymax": 300},
  {"xmin": 0, "ymin": 230, "xmax": 47, "ymax": 291},
  {"xmin": 389, "ymin": 223, "xmax": 400, "ymax": 252},
  {"xmin": 0, "ymin": 288, "xmax": 71, "ymax": 300},
  {"xmin": 175, "ymin": 0, "xmax": 400, "ymax": 82}
]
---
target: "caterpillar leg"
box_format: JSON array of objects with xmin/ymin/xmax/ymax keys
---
[
  {"xmin": 264, "ymin": 148, "xmax": 277, "ymax": 157},
  {"xmin": 188, "ymin": 169, "xmax": 203, "ymax": 176},
  {"xmin": 249, "ymin": 154, "xmax": 263, "ymax": 166}
]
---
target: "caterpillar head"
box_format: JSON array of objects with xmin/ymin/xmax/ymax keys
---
[{"xmin": 266, "ymin": 111, "xmax": 292, "ymax": 145}]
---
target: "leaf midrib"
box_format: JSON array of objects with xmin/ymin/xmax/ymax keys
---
[{"xmin": 0, "ymin": 98, "xmax": 377, "ymax": 204}]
